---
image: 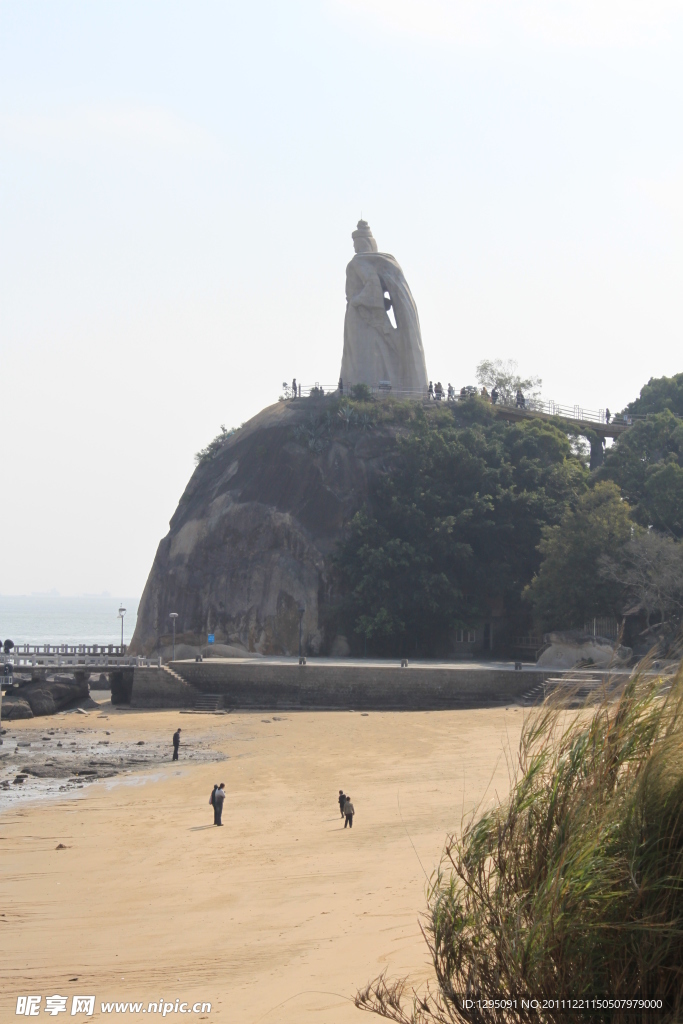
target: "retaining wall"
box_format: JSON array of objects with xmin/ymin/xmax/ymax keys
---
[
  {"xmin": 131, "ymin": 667, "xmax": 197, "ymax": 709},
  {"xmin": 130, "ymin": 659, "xmax": 561, "ymax": 710}
]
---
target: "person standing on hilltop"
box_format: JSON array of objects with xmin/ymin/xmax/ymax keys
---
[
  {"xmin": 343, "ymin": 795, "xmax": 355, "ymax": 828},
  {"xmin": 338, "ymin": 789, "xmax": 346, "ymax": 818},
  {"xmin": 214, "ymin": 783, "xmax": 226, "ymax": 826},
  {"xmin": 172, "ymin": 728, "xmax": 181, "ymax": 761}
]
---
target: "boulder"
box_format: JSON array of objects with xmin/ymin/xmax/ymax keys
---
[
  {"xmin": 129, "ymin": 397, "xmax": 397, "ymax": 657},
  {"xmin": 200, "ymin": 643, "xmax": 260, "ymax": 659},
  {"xmin": 1, "ymin": 695, "xmax": 34, "ymax": 719},
  {"xmin": 11, "ymin": 674, "xmax": 90, "ymax": 717},
  {"xmin": 536, "ymin": 632, "xmax": 631, "ymax": 671},
  {"xmin": 158, "ymin": 644, "xmax": 201, "ymax": 663}
]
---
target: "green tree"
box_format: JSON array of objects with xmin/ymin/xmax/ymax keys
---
[
  {"xmin": 625, "ymin": 370, "xmax": 683, "ymax": 417},
  {"xmin": 335, "ymin": 403, "xmax": 587, "ymax": 655},
  {"xmin": 524, "ymin": 481, "xmax": 633, "ymax": 631},
  {"xmin": 597, "ymin": 410, "xmax": 683, "ymax": 537},
  {"xmin": 476, "ymin": 357, "xmax": 542, "ymax": 403}
]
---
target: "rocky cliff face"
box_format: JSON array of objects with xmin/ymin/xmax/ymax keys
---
[{"xmin": 130, "ymin": 396, "xmax": 395, "ymax": 656}]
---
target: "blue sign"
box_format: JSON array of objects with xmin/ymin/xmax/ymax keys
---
[{"xmin": 207, "ymin": 634, "xmax": 215, "ymax": 644}]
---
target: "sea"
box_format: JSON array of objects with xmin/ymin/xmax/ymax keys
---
[{"xmin": 0, "ymin": 595, "xmax": 139, "ymax": 646}]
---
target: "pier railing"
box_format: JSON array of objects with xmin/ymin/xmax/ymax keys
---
[
  {"xmin": 11, "ymin": 644, "xmax": 128, "ymax": 656},
  {"xmin": 2, "ymin": 645, "xmax": 160, "ymax": 670}
]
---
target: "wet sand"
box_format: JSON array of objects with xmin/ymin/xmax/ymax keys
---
[{"xmin": 0, "ymin": 703, "xmax": 525, "ymax": 1022}]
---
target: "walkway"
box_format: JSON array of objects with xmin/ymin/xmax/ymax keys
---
[{"xmin": 284, "ymin": 383, "xmax": 635, "ymax": 438}]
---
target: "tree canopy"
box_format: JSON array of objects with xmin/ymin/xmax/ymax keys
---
[
  {"xmin": 335, "ymin": 401, "xmax": 587, "ymax": 655},
  {"xmin": 597, "ymin": 411, "xmax": 683, "ymax": 537},
  {"xmin": 625, "ymin": 371, "xmax": 683, "ymax": 417},
  {"xmin": 524, "ymin": 482, "xmax": 633, "ymax": 632},
  {"xmin": 475, "ymin": 358, "xmax": 542, "ymax": 403},
  {"xmin": 329, "ymin": 369, "xmax": 683, "ymax": 652}
]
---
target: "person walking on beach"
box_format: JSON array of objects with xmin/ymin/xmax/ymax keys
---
[
  {"xmin": 338, "ymin": 789, "xmax": 346, "ymax": 817},
  {"xmin": 343, "ymin": 795, "xmax": 355, "ymax": 828},
  {"xmin": 214, "ymin": 783, "xmax": 226, "ymax": 826},
  {"xmin": 172, "ymin": 728, "xmax": 181, "ymax": 761}
]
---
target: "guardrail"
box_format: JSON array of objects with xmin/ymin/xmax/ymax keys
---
[
  {"xmin": 282, "ymin": 383, "xmax": 639, "ymax": 427},
  {"xmin": 514, "ymin": 636, "xmax": 545, "ymax": 650},
  {"xmin": 1, "ymin": 651, "xmax": 160, "ymax": 669},
  {"xmin": 10, "ymin": 644, "xmax": 128, "ymax": 656}
]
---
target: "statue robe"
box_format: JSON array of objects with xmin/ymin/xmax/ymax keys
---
[{"xmin": 340, "ymin": 252, "xmax": 428, "ymax": 392}]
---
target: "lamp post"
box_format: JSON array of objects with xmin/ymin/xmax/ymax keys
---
[
  {"xmin": 298, "ymin": 606, "xmax": 305, "ymax": 663},
  {"xmin": 169, "ymin": 612, "xmax": 179, "ymax": 662},
  {"xmin": 118, "ymin": 605, "xmax": 126, "ymax": 651}
]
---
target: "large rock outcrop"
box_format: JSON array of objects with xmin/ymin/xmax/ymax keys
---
[
  {"xmin": 2, "ymin": 674, "xmax": 90, "ymax": 719},
  {"xmin": 130, "ymin": 396, "xmax": 396, "ymax": 656},
  {"xmin": 536, "ymin": 631, "xmax": 632, "ymax": 670}
]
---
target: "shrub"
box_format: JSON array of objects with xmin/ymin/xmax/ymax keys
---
[
  {"xmin": 357, "ymin": 663, "xmax": 683, "ymax": 1023},
  {"xmin": 194, "ymin": 424, "xmax": 236, "ymax": 466}
]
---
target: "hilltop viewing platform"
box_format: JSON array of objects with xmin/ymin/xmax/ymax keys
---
[{"xmin": 281, "ymin": 380, "xmax": 635, "ymax": 438}]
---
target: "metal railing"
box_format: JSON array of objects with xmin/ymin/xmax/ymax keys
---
[
  {"xmin": 281, "ymin": 382, "xmax": 638, "ymax": 427},
  {"xmin": 583, "ymin": 617, "xmax": 620, "ymax": 641},
  {"xmin": 283, "ymin": 382, "xmax": 428, "ymax": 400},
  {"xmin": 514, "ymin": 636, "xmax": 545, "ymax": 650}
]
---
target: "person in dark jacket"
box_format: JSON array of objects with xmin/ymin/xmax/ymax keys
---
[
  {"xmin": 209, "ymin": 784, "xmax": 219, "ymax": 824},
  {"xmin": 172, "ymin": 728, "xmax": 181, "ymax": 760},
  {"xmin": 214, "ymin": 783, "xmax": 226, "ymax": 826},
  {"xmin": 344, "ymin": 795, "xmax": 355, "ymax": 828},
  {"xmin": 338, "ymin": 789, "xmax": 346, "ymax": 817}
]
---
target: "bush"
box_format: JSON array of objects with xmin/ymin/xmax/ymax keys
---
[
  {"xmin": 357, "ymin": 663, "xmax": 683, "ymax": 1023},
  {"xmin": 194, "ymin": 424, "xmax": 236, "ymax": 466},
  {"xmin": 351, "ymin": 383, "xmax": 373, "ymax": 401}
]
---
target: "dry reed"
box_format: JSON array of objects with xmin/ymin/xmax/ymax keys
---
[{"xmin": 357, "ymin": 663, "xmax": 683, "ymax": 1023}]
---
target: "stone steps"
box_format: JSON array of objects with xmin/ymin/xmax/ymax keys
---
[{"xmin": 193, "ymin": 693, "xmax": 223, "ymax": 712}]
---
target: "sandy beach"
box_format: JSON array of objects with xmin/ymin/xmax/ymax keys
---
[{"xmin": 1, "ymin": 702, "xmax": 525, "ymax": 1023}]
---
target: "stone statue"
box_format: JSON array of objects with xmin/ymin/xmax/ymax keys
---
[{"xmin": 339, "ymin": 220, "xmax": 428, "ymax": 393}]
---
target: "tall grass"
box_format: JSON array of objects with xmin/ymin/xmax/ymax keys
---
[{"xmin": 356, "ymin": 664, "xmax": 683, "ymax": 1023}]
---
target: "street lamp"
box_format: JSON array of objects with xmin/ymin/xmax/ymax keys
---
[
  {"xmin": 298, "ymin": 605, "xmax": 305, "ymax": 664},
  {"xmin": 118, "ymin": 605, "xmax": 126, "ymax": 650},
  {"xmin": 169, "ymin": 612, "xmax": 179, "ymax": 662}
]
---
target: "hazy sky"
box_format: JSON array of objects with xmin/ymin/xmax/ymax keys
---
[{"xmin": 2, "ymin": 0, "xmax": 682, "ymax": 597}]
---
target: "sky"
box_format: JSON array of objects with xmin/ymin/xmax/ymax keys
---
[{"xmin": 1, "ymin": 0, "xmax": 682, "ymax": 597}]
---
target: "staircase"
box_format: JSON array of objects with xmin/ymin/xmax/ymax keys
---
[
  {"xmin": 548, "ymin": 675, "xmax": 604, "ymax": 705},
  {"xmin": 520, "ymin": 675, "xmax": 604, "ymax": 708},
  {"xmin": 519, "ymin": 680, "xmax": 548, "ymax": 706},
  {"xmin": 193, "ymin": 693, "xmax": 223, "ymax": 712},
  {"xmin": 162, "ymin": 664, "xmax": 187, "ymax": 684}
]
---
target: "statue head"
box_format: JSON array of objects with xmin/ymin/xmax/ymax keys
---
[{"xmin": 352, "ymin": 219, "xmax": 378, "ymax": 254}]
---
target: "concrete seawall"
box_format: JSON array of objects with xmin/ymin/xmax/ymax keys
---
[{"xmin": 130, "ymin": 658, "xmax": 562, "ymax": 710}]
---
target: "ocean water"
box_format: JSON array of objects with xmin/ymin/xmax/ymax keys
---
[{"xmin": 0, "ymin": 595, "xmax": 139, "ymax": 646}]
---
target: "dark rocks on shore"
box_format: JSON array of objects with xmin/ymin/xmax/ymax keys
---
[
  {"xmin": 2, "ymin": 674, "xmax": 90, "ymax": 719},
  {"xmin": 2, "ymin": 696, "xmax": 34, "ymax": 720}
]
